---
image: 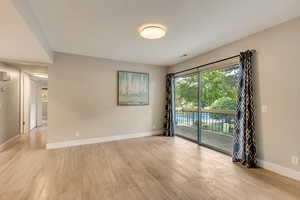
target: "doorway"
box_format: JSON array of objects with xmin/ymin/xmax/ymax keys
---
[
  {"xmin": 40, "ymin": 88, "xmax": 48, "ymax": 125},
  {"xmin": 20, "ymin": 71, "xmax": 48, "ymax": 134},
  {"xmin": 175, "ymin": 64, "xmax": 239, "ymax": 155}
]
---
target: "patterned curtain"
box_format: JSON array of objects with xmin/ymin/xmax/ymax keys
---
[
  {"xmin": 164, "ymin": 73, "xmax": 175, "ymax": 136},
  {"xmin": 232, "ymin": 50, "xmax": 257, "ymax": 168}
]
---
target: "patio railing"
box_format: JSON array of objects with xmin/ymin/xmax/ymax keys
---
[{"xmin": 175, "ymin": 109, "xmax": 236, "ymax": 136}]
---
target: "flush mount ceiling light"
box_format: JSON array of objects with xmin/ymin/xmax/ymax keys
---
[
  {"xmin": 32, "ymin": 73, "xmax": 48, "ymax": 79},
  {"xmin": 139, "ymin": 23, "xmax": 167, "ymax": 39}
]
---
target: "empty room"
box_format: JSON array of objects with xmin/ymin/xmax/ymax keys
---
[{"xmin": 0, "ymin": 0, "xmax": 300, "ymax": 199}]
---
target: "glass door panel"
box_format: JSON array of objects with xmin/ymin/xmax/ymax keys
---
[
  {"xmin": 199, "ymin": 65, "xmax": 239, "ymax": 154},
  {"xmin": 174, "ymin": 73, "xmax": 199, "ymax": 142}
]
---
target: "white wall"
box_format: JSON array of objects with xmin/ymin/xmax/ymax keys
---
[
  {"xmin": 29, "ymin": 80, "xmax": 37, "ymax": 129},
  {"xmin": 0, "ymin": 64, "xmax": 20, "ymax": 144},
  {"xmin": 168, "ymin": 17, "xmax": 300, "ymax": 172},
  {"xmin": 20, "ymin": 72, "xmax": 31, "ymax": 134},
  {"xmin": 48, "ymin": 53, "xmax": 167, "ymax": 143}
]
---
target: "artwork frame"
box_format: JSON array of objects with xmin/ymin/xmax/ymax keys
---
[{"xmin": 117, "ymin": 71, "xmax": 149, "ymax": 106}]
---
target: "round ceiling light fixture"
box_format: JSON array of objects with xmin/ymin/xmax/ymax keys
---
[{"xmin": 139, "ymin": 23, "xmax": 167, "ymax": 39}]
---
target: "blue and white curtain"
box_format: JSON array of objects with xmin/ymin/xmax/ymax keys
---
[
  {"xmin": 164, "ymin": 73, "xmax": 175, "ymax": 136},
  {"xmin": 233, "ymin": 50, "xmax": 257, "ymax": 168}
]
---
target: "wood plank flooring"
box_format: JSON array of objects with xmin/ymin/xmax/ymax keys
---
[{"xmin": 0, "ymin": 128, "xmax": 300, "ymax": 200}]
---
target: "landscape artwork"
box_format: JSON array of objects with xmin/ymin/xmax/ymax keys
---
[{"xmin": 118, "ymin": 71, "xmax": 149, "ymax": 105}]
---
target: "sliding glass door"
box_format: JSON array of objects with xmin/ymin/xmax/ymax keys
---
[
  {"xmin": 175, "ymin": 73, "xmax": 199, "ymax": 142},
  {"xmin": 198, "ymin": 65, "xmax": 239, "ymax": 154},
  {"xmin": 174, "ymin": 64, "xmax": 239, "ymax": 154}
]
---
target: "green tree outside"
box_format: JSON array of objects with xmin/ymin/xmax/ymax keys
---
[{"xmin": 175, "ymin": 65, "xmax": 239, "ymax": 111}]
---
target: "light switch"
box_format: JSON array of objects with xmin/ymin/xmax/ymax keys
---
[
  {"xmin": 261, "ymin": 105, "xmax": 268, "ymax": 113},
  {"xmin": 291, "ymin": 156, "xmax": 299, "ymax": 165}
]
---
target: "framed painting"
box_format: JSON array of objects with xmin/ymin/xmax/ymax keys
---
[{"xmin": 118, "ymin": 71, "xmax": 149, "ymax": 106}]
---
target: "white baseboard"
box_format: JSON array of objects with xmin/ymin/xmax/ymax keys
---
[
  {"xmin": 0, "ymin": 134, "xmax": 20, "ymax": 152},
  {"xmin": 258, "ymin": 159, "xmax": 300, "ymax": 182},
  {"xmin": 46, "ymin": 130, "xmax": 163, "ymax": 149}
]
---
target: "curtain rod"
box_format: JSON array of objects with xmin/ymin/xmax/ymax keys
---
[{"xmin": 173, "ymin": 54, "xmax": 240, "ymax": 75}]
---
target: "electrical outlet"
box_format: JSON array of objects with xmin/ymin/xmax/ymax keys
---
[
  {"xmin": 75, "ymin": 131, "xmax": 80, "ymax": 137},
  {"xmin": 291, "ymin": 156, "xmax": 298, "ymax": 165}
]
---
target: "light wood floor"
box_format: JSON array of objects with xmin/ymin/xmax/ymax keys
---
[{"xmin": 0, "ymin": 128, "xmax": 300, "ymax": 200}]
